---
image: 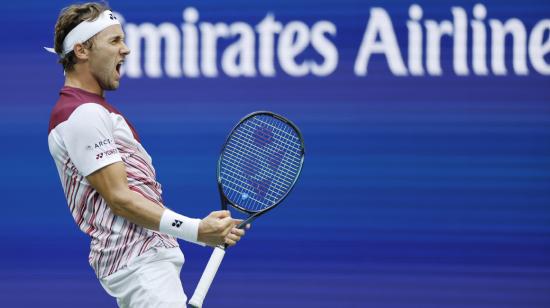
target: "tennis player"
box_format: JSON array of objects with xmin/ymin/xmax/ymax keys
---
[{"xmin": 46, "ymin": 3, "xmax": 247, "ymax": 307}]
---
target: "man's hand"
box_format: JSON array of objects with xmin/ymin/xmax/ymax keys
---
[
  {"xmin": 224, "ymin": 222, "xmax": 249, "ymax": 247},
  {"xmin": 197, "ymin": 210, "xmax": 249, "ymax": 247}
]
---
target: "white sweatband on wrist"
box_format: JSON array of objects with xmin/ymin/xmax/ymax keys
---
[
  {"xmin": 159, "ymin": 209, "xmax": 205, "ymax": 246},
  {"xmin": 44, "ymin": 10, "xmax": 121, "ymax": 57}
]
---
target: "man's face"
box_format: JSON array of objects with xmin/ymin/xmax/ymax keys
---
[{"xmin": 87, "ymin": 24, "xmax": 130, "ymax": 91}]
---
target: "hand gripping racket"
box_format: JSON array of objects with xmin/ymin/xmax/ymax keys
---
[{"xmin": 188, "ymin": 111, "xmax": 305, "ymax": 308}]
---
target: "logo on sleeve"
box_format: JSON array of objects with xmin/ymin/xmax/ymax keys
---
[
  {"xmin": 172, "ymin": 220, "xmax": 183, "ymax": 228},
  {"xmin": 90, "ymin": 138, "xmax": 118, "ymax": 160},
  {"xmin": 92, "ymin": 139, "xmax": 113, "ymax": 149},
  {"xmin": 95, "ymin": 148, "xmax": 119, "ymax": 160}
]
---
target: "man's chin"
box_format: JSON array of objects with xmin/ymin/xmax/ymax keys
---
[{"xmin": 103, "ymin": 81, "xmax": 120, "ymax": 91}]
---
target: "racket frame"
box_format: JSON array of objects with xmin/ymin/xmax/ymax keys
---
[{"xmin": 189, "ymin": 111, "xmax": 305, "ymax": 308}]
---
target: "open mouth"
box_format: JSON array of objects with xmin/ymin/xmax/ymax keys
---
[{"xmin": 115, "ymin": 60, "xmax": 124, "ymax": 76}]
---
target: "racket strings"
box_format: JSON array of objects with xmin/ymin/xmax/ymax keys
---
[
  {"xmin": 221, "ymin": 154, "xmax": 289, "ymax": 205},
  {"xmin": 221, "ymin": 160, "xmax": 289, "ymax": 208},
  {"xmin": 220, "ymin": 115, "xmax": 303, "ymax": 212},
  {"xmin": 222, "ymin": 151, "xmax": 292, "ymax": 196},
  {"xmin": 241, "ymin": 121, "xmax": 302, "ymax": 169},
  {"xmin": 237, "ymin": 117, "xmax": 301, "ymax": 181},
  {"xmin": 233, "ymin": 118, "xmax": 301, "ymax": 176},
  {"xmin": 223, "ymin": 142, "xmax": 295, "ymax": 208},
  {"xmin": 225, "ymin": 135, "xmax": 298, "ymax": 184},
  {"xmin": 246, "ymin": 119, "xmax": 302, "ymax": 156},
  {"xmin": 232, "ymin": 117, "xmax": 300, "ymax": 170}
]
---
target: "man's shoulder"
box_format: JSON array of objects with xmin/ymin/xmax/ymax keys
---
[{"xmin": 48, "ymin": 88, "xmax": 107, "ymax": 134}]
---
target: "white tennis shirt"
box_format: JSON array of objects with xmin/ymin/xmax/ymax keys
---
[{"xmin": 48, "ymin": 86, "xmax": 178, "ymax": 278}]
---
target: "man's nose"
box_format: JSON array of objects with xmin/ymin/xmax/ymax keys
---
[{"xmin": 121, "ymin": 42, "xmax": 130, "ymax": 56}]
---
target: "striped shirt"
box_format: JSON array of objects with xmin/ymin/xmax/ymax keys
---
[{"xmin": 48, "ymin": 86, "xmax": 178, "ymax": 278}]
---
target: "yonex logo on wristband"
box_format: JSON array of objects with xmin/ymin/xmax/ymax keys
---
[{"xmin": 172, "ymin": 220, "xmax": 183, "ymax": 228}]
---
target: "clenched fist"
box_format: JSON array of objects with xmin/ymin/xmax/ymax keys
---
[{"xmin": 197, "ymin": 210, "xmax": 250, "ymax": 247}]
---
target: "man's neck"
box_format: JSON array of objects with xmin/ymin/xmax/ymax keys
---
[{"xmin": 64, "ymin": 69, "xmax": 104, "ymax": 97}]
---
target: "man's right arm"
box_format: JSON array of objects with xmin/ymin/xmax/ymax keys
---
[{"xmin": 86, "ymin": 161, "xmax": 245, "ymax": 246}]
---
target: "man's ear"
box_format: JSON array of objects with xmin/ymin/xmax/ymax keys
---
[{"xmin": 73, "ymin": 43, "xmax": 89, "ymax": 60}]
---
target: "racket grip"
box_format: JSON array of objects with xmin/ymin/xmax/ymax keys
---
[{"xmin": 188, "ymin": 246, "xmax": 226, "ymax": 308}]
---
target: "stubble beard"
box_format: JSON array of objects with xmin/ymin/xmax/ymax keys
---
[{"xmin": 95, "ymin": 69, "xmax": 119, "ymax": 91}]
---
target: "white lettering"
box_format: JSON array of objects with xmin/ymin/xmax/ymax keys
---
[
  {"xmin": 256, "ymin": 14, "xmax": 282, "ymax": 77},
  {"xmin": 125, "ymin": 22, "xmax": 181, "ymax": 78},
  {"xmin": 471, "ymin": 4, "xmax": 489, "ymax": 75},
  {"xmin": 355, "ymin": 8, "xmax": 407, "ymax": 76},
  {"xmin": 490, "ymin": 18, "xmax": 528, "ymax": 75},
  {"xmin": 278, "ymin": 21, "xmax": 311, "ymax": 77},
  {"xmin": 116, "ymin": 6, "xmax": 548, "ymax": 78},
  {"xmin": 310, "ymin": 21, "xmax": 338, "ymax": 76},
  {"xmin": 407, "ymin": 4, "xmax": 424, "ymax": 75},
  {"xmin": 425, "ymin": 20, "xmax": 453, "ymax": 76},
  {"xmin": 452, "ymin": 7, "xmax": 468, "ymax": 75},
  {"xmin": 529, "ymin": 20, "xmax": 550, "ymax": 74},
  {"xmin": 182, "ymin": 7, "xmax": 200, "ymax": 77},
  {"xmin": 222, "ymin": 22, "xmax": 256, "ymax": 77}
]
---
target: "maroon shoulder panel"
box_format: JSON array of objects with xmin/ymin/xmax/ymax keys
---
[{"xmin": 48, "ymin": 86, "xmax": 141, "ymax": 142}]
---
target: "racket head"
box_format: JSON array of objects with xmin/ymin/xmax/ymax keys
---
[{"xmin": 217, "ymin": 111, "xmax": 305, "ymax": 215}]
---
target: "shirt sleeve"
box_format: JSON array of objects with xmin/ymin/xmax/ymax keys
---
[{"xmin": 62, "ymin": 103, "xmax": 122, "ymax": 176}]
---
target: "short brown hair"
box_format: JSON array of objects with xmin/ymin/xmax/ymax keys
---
[{"xmin": 53, "ymin": 2, "xmax": 110, "ymax": 71}]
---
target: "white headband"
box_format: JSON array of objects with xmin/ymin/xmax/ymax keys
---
[{"xmin": 44, "ymin": 10, "xmax": 120, "ymax": 57}]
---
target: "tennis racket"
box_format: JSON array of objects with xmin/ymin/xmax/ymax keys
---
[{"xmin": 188, "ymin": 111, "xmax": 305, "ymax": 308}]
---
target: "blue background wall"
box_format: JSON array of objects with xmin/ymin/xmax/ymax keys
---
[{"xmin": 0, "ymin": 0, "xmax": 549, "ymax": 307}]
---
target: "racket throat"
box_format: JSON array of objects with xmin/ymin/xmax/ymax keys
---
[
  {"xmin": 223, "ymin": 213, "xmax": 260, "ymax": 250},
  {"xmin": 237, "ymin": 212, "xmax": 261, "ymax": 229},
  {"xmin": 219, "ymin": 188, "xmax": 229, "ymax": 211}
]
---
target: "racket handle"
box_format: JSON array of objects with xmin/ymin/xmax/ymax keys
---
[{"xmin": 188, "ymin": 246, "xmax": 226, "ymax": 308}]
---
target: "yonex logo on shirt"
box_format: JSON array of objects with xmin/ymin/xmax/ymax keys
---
[
  {"xmin": 96, "ymin": 148, "xmax": 119, "ymax": 160},
  {"xmin": 172, "ymin": 220, "xmax": 183, "ymax": 228}
]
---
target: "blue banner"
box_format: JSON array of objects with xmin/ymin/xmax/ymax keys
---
[{"xmin": 1, "ymin": 1, "xmax": 549, "ymax": 307}]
